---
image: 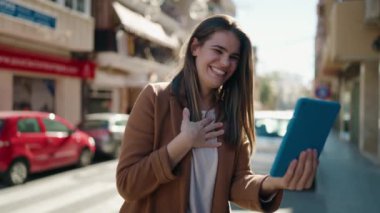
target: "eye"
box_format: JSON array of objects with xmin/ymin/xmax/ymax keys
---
[
  {"xmin": 212, "ymin": 48, "xmax": 223, "ymax": 54},
  {"xmin": 230, "ymin": 55, "xmax": 240, "ymax": 61}
]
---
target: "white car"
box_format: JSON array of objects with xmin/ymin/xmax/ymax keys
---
[
  {"xmin": 255, "ymin": 110, "xmax": 293, "ymax": 138},
  {"xmin": 78, "ymin": 113, "xmax": 129, "ymax": 158},
  {"xmin": 253, "ymin": 110, "xmax": 293, "ymax": 170}
]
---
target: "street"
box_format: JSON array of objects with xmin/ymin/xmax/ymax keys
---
[
  {"xmin": 1, "ymin": 132, "xmax": 380, "ymax": 212},
  {"xmin": 0, "ymin": 159, "xmax": 122, "ymax": 213}
]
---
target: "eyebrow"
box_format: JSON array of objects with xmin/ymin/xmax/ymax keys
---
[{"xmin": 211, "ymin": 45, "xmax": 240, "ymax": 58}]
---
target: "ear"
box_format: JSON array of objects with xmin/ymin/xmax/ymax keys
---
[{"xmin": 190, "ymin": 38, "xmax": 200, "ymax": 56}]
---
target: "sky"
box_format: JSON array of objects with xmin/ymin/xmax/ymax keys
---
[{"xmin": 233, "ymin": 0, "xmax": 319, "ymax": 84}]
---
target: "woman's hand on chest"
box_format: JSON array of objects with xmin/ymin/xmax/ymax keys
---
[{"xmin": 180, "ymin": 108, "xmax": 224, "ymax": 148}]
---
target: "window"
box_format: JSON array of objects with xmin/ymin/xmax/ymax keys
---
[
  {"xmin": 76, "ymin": 0, "xmax": 85, "ymax": 12},
  {"xmin": 65, "ymin": 0, "xmax": 74, "ymax": 9},
  {"xmin": 80, "ymin": 120, "xmax": 108, "ymax": 130},
  {"xmin": 13, "ymin": 76, "xmax": 55, "ymax": 112},
  {"xmin": 43, "ymin": 119, "xmax": 69, "ymax": 132},
  {"xmin": 0, "ymin": 120, "xmax": 5, "ymax": 133},
  {"xmin": 49, "ymin": 0, "xmax": 90, "ymax": 15},
  {"xmin": 18, "ymin": 118, "xmax": 41, "ymax": 133}
]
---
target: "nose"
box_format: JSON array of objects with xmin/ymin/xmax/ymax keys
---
[{"xmin": 220, "ymin": 55, "xmax": 230, "ymax": 67}]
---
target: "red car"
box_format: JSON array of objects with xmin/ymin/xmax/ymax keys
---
[{"xmin": 0, "ymin": 111, "xmax": 96, "ymax": 186}]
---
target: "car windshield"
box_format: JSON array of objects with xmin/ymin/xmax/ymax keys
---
[
  {"xmin": 114, "ymin": 119, "xmax": 127, "ymax": 126},
  {"xmin": 80, "ymin": 120, "xmax": 109, "ymax": 130}
]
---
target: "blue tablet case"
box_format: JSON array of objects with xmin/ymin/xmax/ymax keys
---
[{"xmin": 270, "ymin": 98, "xmax": 341, "ymax": 177}]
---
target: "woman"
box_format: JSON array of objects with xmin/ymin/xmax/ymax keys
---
[{"xmin": 116, "ymin": 14, "xmax": 317, "ymax": 213}]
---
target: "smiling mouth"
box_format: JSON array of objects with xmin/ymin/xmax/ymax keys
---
[{"xmin": 210, "ymin": 66, "xmax": 226, "ymax": 76}]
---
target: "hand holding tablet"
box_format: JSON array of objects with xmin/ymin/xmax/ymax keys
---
[
  {"xmin": 270, "ymin": 98, "xmax": 341, "ymax": 177},
  {"xmin": 260, "ymin": 98, "xmax": 340, "ymax": 194}
]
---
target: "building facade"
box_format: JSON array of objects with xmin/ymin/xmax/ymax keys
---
[
  {"xmin": 0, "ymin": 0, "xmax": 95, "ymax": 125},
  {"xmin": 90, "ymin": 0, "xmax": 236, "ymax": 114},
  {"xmin": 315, "ymin": 0, "xmax": 380, "ymax": 163}
]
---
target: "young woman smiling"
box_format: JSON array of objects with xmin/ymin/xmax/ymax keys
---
[{"xmin": 116, "ymin": 15, "xmax": 318, "ymax": 213}]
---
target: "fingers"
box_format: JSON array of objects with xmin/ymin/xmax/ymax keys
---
[
  {"xmin": 282, "ymin": 159, "xmax": 297, "ymax": 188},
  {"xmin": 182, "ymin": 108, "xmax": 190, "ymax": 122},
  {"xmin": 203, "ymin": 121, "xmax": 224, "ymax": 140},
  {"xmin": 296, "ymin": 150, "xmax": 314, "ymax": 190},
  {"xmin": 199, "ymin": 117, "xmax": 213, "ymax": 127},
  {"xmin": 305, "ymin": 150, "xmax": 318, "ymax": 188},
  {"xmin": 202, "ymin": 142, "xmax": 222, "ymax": 148},
  {"xmin": 205, "ymin": 129, "xmax": 224, "ymax": 140},
  {"xmin": 288, "ymin": 151, "xmax": 307, "ymax": 190},
  {"xmin": 204, "ymin": 121, "xmax": 223, "ymax": 133},
  {"xmin": 285, "ymin": 149, "xmax": 318, "ymax": 191},
  {"xmin": 270, "ymin": 149, "xmax": 319, "ymax": 192}
]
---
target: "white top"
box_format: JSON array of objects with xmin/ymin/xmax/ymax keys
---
[{"xmin": 187, "ymin": 109, "xmax": 218, "ymax": 213}]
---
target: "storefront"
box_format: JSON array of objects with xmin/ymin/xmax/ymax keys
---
[
  {"xmin": 13, "ymin": 76, "xmax": 55, "ymax": 112},
  {"xmin": 0, "ymin": 45, "xmax": 95, "ymax": 124}
]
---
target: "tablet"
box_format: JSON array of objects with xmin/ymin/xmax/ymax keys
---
[{"xmin": 269, "ymin": 98, "xmax": 340, "ymax": 177}]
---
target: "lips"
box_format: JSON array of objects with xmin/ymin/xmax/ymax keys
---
[{"xmin": 209, "ymin": 66, "xmax": 226, "ymax": 76}]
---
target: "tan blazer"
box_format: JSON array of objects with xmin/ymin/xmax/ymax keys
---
[{"xmin": 116, "ymin": 82, "xmax": 283, "ymax": 213}]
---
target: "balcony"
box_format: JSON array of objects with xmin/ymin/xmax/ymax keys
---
[
  {"xmin": 97, "ymin": 52, "xmax": 174, "ymax": 74},
  {"xmin": 0, "ymin": 0, "xmax": 94, "ymax": 52},
  {"xmin": 320, "ymin": 0, "xmax": 380, "ymax": 74}
]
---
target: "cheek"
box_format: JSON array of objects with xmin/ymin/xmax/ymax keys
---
[
  {"xmin": 195, "ymin": 57, "xmax": 204, "ymax": 73},
  {"xmin": 196, "ymin": 56, "xmax": 210, "ymax": 71},
  {"xmin": 225, "ymin": 69, "xmax": 237, "ymax": 81},
  {"xmin": 229, "ymin": 63, "xmax": 238, "ymax": 75}
]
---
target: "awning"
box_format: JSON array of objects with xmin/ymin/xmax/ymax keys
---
[
  {"xmin": 93, "ymin": 70, "xmax": 149, "ymax": 88},
  {"xmin": 112, "ymin": 2, "xmax": 179, "ymax": 50}
]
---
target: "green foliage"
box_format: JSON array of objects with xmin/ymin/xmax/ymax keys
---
[{"xmin": 258, "ymin": 75, "xmax": 278, "ymax": 110}]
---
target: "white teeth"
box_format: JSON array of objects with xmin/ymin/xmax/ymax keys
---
[{"xmin": 211, "ymin": 67, "xmax": 225, "ymax": 75}]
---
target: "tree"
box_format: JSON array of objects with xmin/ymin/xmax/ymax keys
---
[{"xmin": 258, "ymin": 75, "xmax": 278, "ymax": 110}]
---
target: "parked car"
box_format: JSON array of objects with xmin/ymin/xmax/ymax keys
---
[
  {"xmin": 0, "ymin": 111, "xmax": 96, "ymax": 186},
  {"xmin": 255, "ymin": 110, "xmax": 293, "ymax": 139},
  {"xmin": 78, "ymin": 113, "xmax": 129, "ymax": 158}
]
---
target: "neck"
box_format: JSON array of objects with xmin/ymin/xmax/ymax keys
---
[{"xmin": 199, "ymin": 88, "xmax": 216, "ymax": 110}]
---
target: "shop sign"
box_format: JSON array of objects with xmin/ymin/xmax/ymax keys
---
[
  {"xmin": 0, "ymin": 0, "xmax": 56, "ymax": 29},
  {"xmin": 0, "ymin": 46, "xmax": 95, "ymax": 79}
]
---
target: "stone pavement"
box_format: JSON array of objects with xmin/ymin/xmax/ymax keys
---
[
  {"xmin": 233, "ymin": 131, "xmax": 380, "ymax": 213},
  {"xmin": 281, "ymin": 131, "xmax": 380, "ymax": 213}
]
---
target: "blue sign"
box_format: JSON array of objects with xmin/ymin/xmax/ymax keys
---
[
  {"xmin": 315, "ymin": 85, "xmax": 331, "ymax": 100},
  {"xmin": 0, "ymin": 0, "xmax": 56, "ymax": 29}
]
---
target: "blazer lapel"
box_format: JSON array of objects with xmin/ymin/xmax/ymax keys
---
[
  {"xmin": 169, "ymin": 94, "xmax": 193, "ymax": 212},
  {"xmin": 169, "ymin": 96, "xmax": 182, "ymax": 138}
]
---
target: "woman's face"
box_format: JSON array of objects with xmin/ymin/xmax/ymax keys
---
[{"xmin": 191, "ymin": 30, "xmax": 240, "ymax": 93}]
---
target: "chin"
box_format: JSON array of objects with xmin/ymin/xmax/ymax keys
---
[{"xmin": 211, "ymin": 83, "xmax": 224, "ymax": 89}]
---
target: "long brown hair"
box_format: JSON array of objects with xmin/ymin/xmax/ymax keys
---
[{"xmin": 172, "ymin": 15, "xmax": 255, "ymax": 151}]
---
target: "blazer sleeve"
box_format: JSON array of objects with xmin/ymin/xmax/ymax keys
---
[
  {"xmin": 230, "ymin": 140, "xmax": 283, "ymax": 212},
  {"xmin": 116, "ymin": 84, "xmax": 176, "ymax": 202}
]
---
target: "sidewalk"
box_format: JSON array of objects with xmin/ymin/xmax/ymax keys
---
[{"xmin": 280, "ymin": 131, "xmax": 380, "ymax": 213}]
